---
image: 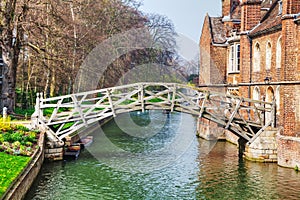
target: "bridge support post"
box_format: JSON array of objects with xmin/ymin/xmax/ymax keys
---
[
  {"xmin": 238, "ymin": 137, "xmax": 247, "ymax": 158},
  {"xmin": 243, "ymin": 127, "xmax": 278, "ymax": 162}
]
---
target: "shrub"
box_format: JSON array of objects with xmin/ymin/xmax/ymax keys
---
[
  {"xmin": 11, "ymin": 132, "xmax": 22, "ymax": 142},
  {"xmin": 12, "ymin": 141, "xmax": 21, "ymax": 149},
  {"xmin": 14, "ymin": 125, "xmax": 29, "ymax": 132},
  {"xmin": 25, "ymin": 141, "xmax": 32, "ymax": 147},
  {"xmin": 27, "ymin": 132, "xmax": 37, "ymax": 143},
  {"xmin": 0, "ymin": 134, "xmax": 4, "ymax": 143},
  {"xmin": 0, "ymin": 117, "xmax": 11, "ymax": 131},
  {"xmin": 3, "ymin": 133, "xmax": 12, "ymax": 143},
  {"xmin": 0, "ymin": 118, "xmax": 40, "ymax": 157}
]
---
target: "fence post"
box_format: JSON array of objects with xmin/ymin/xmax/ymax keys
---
[
  {"xmin": 2, "ymin": 107, "xmax": 7, "ymax": 120},
  {"xmin": 31, "ymin": 93, "xmax": 42, "ymax": 128}
]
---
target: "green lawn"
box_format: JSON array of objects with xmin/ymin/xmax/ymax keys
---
[{"xmin": 0, "ymin": 152, "xmax": 31, "ymax": 197}]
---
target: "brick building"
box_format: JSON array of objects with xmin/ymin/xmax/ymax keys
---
[{"xmin": 199, "ymin": 0, "xmax": 300, "ymax": 168}]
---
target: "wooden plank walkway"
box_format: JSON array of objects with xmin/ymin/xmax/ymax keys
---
[{"xmin": 31, "ymin": 82, "xmax": 276, "ymax": 143}]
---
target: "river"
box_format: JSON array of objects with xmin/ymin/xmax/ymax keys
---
[{"xmin": 26, "ymin": 111, "xmax": 300, "ymax": 200}]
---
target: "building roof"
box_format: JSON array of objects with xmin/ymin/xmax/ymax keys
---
[
  {"xmin": 209, "ymin": 16, "xmax": 227, "ymax": 44},
  {"xmin": 250, "ymin": 0, "xmax": 282, "ymax": 37}
]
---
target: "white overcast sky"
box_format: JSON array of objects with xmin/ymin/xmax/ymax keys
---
[{"xmin": 140, "ymin": 0, "xmax": 222, "ymax": 43}]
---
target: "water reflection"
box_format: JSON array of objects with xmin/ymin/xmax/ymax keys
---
[{"xmin": 197, "ymin": 141, "xmax": 300, "ymax": 200}]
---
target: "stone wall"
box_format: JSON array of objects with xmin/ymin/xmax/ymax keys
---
[
  {"xmin": 244, "ymin": 128, "xmax": 278, "ymax": 162},
  {"xmin": 225, "ymin": 130, "xmax": 239, "ymax": 145},
  {"xmin": 2, "ymin": 132, "xmax": 45, "ymax": 200},
  {"xmin": 197, "ymin": 118, "xmax": 225, "ymax": 140}
]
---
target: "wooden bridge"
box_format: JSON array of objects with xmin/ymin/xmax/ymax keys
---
[{"xmin": 31, "ymin": 82, "xmax": 275, "ymax": 143}]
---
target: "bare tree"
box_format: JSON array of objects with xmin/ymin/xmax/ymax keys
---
[{"xmin": 0, "ymin": 0, "xmax": 31, "ymax": 112}]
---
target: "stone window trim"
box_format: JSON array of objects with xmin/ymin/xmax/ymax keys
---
[{"xmin": 228, "ymin": 43, "xmax": 240, "ymax": 74}]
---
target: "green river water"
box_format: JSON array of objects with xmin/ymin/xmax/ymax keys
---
[{"xmin": 25, "ymin": 111, "xmax": 300, "ymax": 200}]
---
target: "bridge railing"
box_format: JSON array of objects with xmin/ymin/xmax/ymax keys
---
[{"xmin": 31, "ymin": 82, "xmax": 276, "ymax": 142}]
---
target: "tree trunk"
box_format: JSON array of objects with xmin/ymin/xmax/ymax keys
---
[{"xmin": 0, "ymin": 0, "xmax": 29, "ymax": 113}]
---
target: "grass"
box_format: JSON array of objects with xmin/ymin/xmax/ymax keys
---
[
  {"xmin": 0, "ymin": 152, "xmax": 31, "ymax": 198},
  {"xmin": 15, "ymin": 107, "xmax": 71, "ymax": 118},
  {"xmin": 147, "ymin": 98, "xmax": 164, "ymax": 103}
]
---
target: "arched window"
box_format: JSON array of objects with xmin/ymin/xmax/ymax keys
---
[
  {"xmin": 266, "ymin": 42, "xmax": 272, "ymax": 70},
  {"xmin": 266, "ymin": 86, "xmax": 274, "ymax": 124},
  {"xmin": 254, "ymin": 43, "xmax": 261, "ymax": 72},
  {"xmin": 253, "ymin": 87, "xmax": 260, "ymax": 101},
  {"xmin": 276, "ymin": 37, "xmax": 282, "ymax": 69},
  {"xmin": 253, "ymin": 86, "xmax": 260, "ymax": 107}
]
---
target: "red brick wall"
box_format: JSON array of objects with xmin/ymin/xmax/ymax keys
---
[
  {"xmin": 239, "ymin": 34, "xmax": 251, "ymax": 97},
  {"xmin": 199, "ymin": 16, "xmax": 227, "ymax": 85},
  {"xmin": 281, "ymin": 18, "xmax": 298, "ymax": 136},
  {"xmin": 199, "ymin": 15, "xmax": 212, "ymax": 85},
  {"xmin": 297, "ymin": 21, "xmax": 300, "ymax": 133},
  {"xmin": 277, "ymin": 135, "xmax": 300, "ymax": 168},
  {"xmin": 284, "ymin": 0, "xmax": 300, "ymax": 14},
  {"xmin": 210, "ymin": 46, "xmax": 227, "ymax": 84}
]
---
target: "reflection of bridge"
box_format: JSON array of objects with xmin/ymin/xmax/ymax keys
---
[{"xmin": 32, "ymin": 82, "xmax": 275, "ymax": 143}]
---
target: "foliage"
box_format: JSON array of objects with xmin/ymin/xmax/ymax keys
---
[
  {"xmin": 0, "ymin": 122, "xmax": 39, "ymax": 157},
  {"xmin": 0, "ymin": 152, "xmax": 31, "ymax": 198},
  {"xmin": 1, "ymin": 0, "xmax": 180, "ymax": 113},
  {"xmin": 147, "ymin": 98, "xmax": 164, "ymax": 103},
  {"xmin": 14, "ymin": 108, "xmax": 35, "ymax": 117},
  {"xmin": 0, "ymin": 117, "xmax": 12, "ymax": 131},
  {"xmin": 53, "ymin": 122, "xmax": 74, "ymax": 131}
]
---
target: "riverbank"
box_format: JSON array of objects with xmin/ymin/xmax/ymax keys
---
[
  {"xmin": 0, "ymin": 116, "xmax": 45, "ymax": 200},
  {"xmin": 0, "ymin": 131, "xmax": 44, "ymax": 200}
]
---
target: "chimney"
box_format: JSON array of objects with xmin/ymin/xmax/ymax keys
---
[
  {"xmin": 241, "ymin": 0, "xmax": 262, "ymax": 32},
  {"xmin": 222, "ymin": 0, "xmax": 232, "ymax": 17}
]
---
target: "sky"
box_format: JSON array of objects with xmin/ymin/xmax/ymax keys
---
[{"xmin": 140, "ymin": 0, "xmax": 222, "ymax": 43}]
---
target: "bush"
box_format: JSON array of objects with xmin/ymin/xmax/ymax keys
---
[
  {"xmin": 0, "ymin": 135, "xmax": 3, "ymax": 143},
  {"xmin": 11, "ymin": 132, "xmax": 22, "ymax": 143},
  {"xmin": 14, "ymin": 125, "xmax": 29, "ymax": 132},
  {"xmin": 12, "ymin": 141, "xmax": 21, "ymax": 149},
  {"xmin": 2, "ymin": 133, "xmax": 12, "ymax": 143},
  {"xmin": 0, "ymin": 120, "xmax": 40, "ymax": 157},
  {"xmin": 0, "ymin": 117, "xmax": 11, "ymax": 131}
]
